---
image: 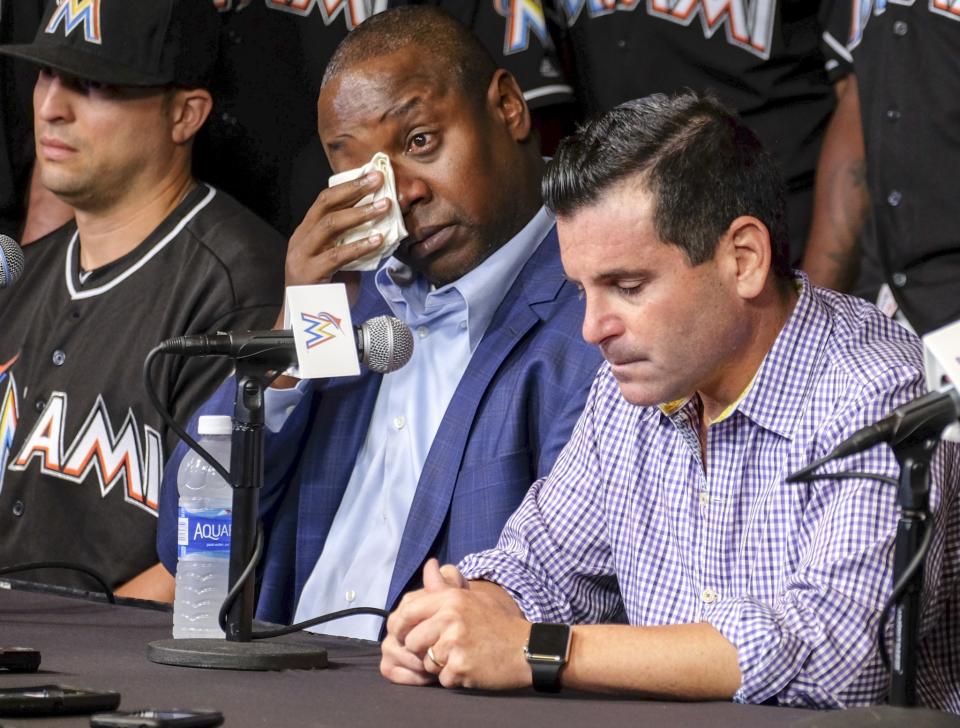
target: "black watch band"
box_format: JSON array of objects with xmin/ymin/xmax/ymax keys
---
[
  {"xmin": 529, "ymin": 658, "xmax": 564, "ymax": 693},
  {"xmin": 524, "ymin": 623, "xmax": 571, "ymax": 693}
]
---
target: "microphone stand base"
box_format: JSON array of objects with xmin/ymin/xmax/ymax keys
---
[{"xmin": 147, "ymin": 638, "xmax": 328, "ymax": 671}]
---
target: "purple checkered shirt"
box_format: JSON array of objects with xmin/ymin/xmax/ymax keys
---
[{"xmin": 459, "ymin": 278, "xmax": 960, "ymax": 710}]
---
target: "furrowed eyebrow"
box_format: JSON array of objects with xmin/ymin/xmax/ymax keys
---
[{"xmin": 379, "ymin": 95, "xmax": 424, "ymax": 124}]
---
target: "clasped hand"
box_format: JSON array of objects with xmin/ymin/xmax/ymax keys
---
[{"xmin": 380, "ymin": 559, "xmax": 532, "ymax": 690}]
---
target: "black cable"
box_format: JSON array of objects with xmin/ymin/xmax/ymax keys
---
[
  {"xmin": 0, "ymin": 562, "xmax": 116, "ymax": 603},
  {"xmin": 786, "ymin": 470, "xmax": 899, "ymax": 487},
  {"xmin": 217, "ymin": 524, "xmax": 264, "ymax": 634},
  {"xmin": 877, "ymin": 516, "xmax": 935, "ymax": 671},
  {"xmin": 143, "ymin": 345, "xmax": 233, "ymax": 486},
  {"xmin": 251, "ymin": 607, "xmax": 390, "ymax": 640}
]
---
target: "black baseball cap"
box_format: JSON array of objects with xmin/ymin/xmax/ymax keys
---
[{"xmin": 0, "ymin": 0, "xmax": 220, "ymax": 88}]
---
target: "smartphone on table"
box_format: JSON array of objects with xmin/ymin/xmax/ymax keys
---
[{"xmin": 90, "ymin": 709, "xmax": 225, "ymax": 727}]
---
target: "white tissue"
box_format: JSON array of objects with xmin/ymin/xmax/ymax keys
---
[{"xmin": 327, "ymin": 152, "xmax": 408, "ymax": 271}]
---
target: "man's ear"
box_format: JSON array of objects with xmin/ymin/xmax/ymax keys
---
[
  {"xmin": 168, "ymin": 88, "xmax": 213, "ymax": 145},
  {"xmin": 720, "ymin": 215, "xmax": 773, "ymax": 301},
  {"xmin": 485, "ymin": 69, "xmax": 532, "ymax": 143}
]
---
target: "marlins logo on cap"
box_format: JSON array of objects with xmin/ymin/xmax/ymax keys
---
[{"xmin": 45, "ymin": 0, "xmax": 102, "ymax": 46}]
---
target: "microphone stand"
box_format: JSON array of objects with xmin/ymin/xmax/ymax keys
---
[
  {"xmin": 149, "ymin": 356, "xmax": 328, "ymax": 671},
  {"xmin": 887, "ymin": 434, "xmax": 936, "ymax": 707}
]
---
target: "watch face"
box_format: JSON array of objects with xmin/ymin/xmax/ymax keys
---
[{"xmin": 527, "ymin": 623, "xmax": 571, "ymax": 659}]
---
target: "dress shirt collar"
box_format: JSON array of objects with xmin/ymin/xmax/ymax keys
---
[
  {"xmin": 375, "ymin": 206, "xmax": 553, "ymax": 351},
  {"xmin": 656, "ymin": 274, "xmax": 829, "ymax": 440}
]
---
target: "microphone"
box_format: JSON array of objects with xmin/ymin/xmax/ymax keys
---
[
  {"xmin": 827, "ymin": 388, "xmax": 958, "ymax": 460},
  {"xmin": 159, "ymin": 314, "xmax": 414, "ymax": 374},
  {"xmin": 789, "ymin": 319, "xmax": 960, "ymax": 482},
  {"xmin": 0, "ymin": 235, "xmax": 25, "ymax": 288}
]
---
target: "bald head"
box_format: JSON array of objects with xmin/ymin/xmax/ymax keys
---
[{"xmin": 322, "ymin": 6, "xmax": 497, "ymax": 109}]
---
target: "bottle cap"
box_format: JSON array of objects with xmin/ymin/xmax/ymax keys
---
[{"xmin": 197, "ymin": 415, "xmax": 232, "ymax": 436}]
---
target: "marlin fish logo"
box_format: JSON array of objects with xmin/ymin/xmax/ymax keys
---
[
  {"xmin": 46, "ymin": 0, "xmax": 102, "ymax": 45},
  {"xmin": 0, "ymin": 355, "xmax": 20, "ymax": 495},
  {"xmin": 301, "ymin": 312, "xmax": 343, "ymax": 349}
]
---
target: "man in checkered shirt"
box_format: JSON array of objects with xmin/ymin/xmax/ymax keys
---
[{"xmin": 379, "ymin": 91, "xmax": 960, "ymax": 710}]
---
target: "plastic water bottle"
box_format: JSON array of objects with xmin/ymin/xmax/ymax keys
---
[{"xmin": 172, "ymin": 415, "xmax": 233, "ymax": 639}]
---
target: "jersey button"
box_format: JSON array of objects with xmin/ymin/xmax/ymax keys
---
[
  {"xmin": 892, "ymin": 272, "xmax": 908, "ymax": 288},
  {"xmin": 52, "ymin": 350, "xmax": 66, "ymax": 366},
  {"xmin": 34, "ymin": 398, "xmax": 45, "ymax": 413},
  {"xmin": 12, "ymin": 500, "xmax": 25, "ymax": 517}
]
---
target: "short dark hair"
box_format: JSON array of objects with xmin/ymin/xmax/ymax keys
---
[
  {"xmin": 543, "ymin": 91, "xmax": 791, "ymax": 279},
  {"xmin": 322, "ymin": 6, "xmax": 497, "ymax": 107}
]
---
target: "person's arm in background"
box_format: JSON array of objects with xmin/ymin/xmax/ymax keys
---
[
  {"xmin": 802, "ymin": 0, "xmax": 870, "ymax": 291},
  {"xmin": 801, "ymin": 74, "xmax": 869, "ymax": 291}
]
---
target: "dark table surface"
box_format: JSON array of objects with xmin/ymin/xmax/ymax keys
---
[{"xmin": 0, "ymin": 581, "xmax": 841, "ymax": 727}]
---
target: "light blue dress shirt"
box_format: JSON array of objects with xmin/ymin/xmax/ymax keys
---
[{"xmin": 266, "ymin": 207, "xmax": 554, "ymax": 639}]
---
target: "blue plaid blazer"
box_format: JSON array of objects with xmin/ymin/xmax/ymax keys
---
[{"xmin": 157, "ymin": 227, "xmax": 602, "ymax": 624}]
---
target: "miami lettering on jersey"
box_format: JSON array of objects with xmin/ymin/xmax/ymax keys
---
[
  {"xmin": 494, "ymin": 0, "xmax": 552, "ymax": 54},
  {"xmin": 45, "ymin": 0, "xmax": 102, "ymax": 45},
  {"xmin": 850, "ymin": 0, "xmax": 959, "ymax": 47},
  {"xmin": 559, "ymin": 0, "xmax": 778, "ymax": 61},
  {"xmin": 5, "ymin": 392, "xmax": 162, "ymax": 516},
  {"xmin": 253, "ymin": 0, "xmax": 384, "ymax": 28}
]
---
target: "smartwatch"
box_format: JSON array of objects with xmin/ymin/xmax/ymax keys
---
[{"xmin": 524, "ymin": 622, "xmax": 571, "ymax": 693}]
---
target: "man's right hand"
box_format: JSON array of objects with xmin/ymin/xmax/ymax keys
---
[
  {"xmin": 270, "ymin": 171, "xmax": 393, "ymax": 386},
  {"xmin": 285, "ymin": 170, "xmax": 391, "ymax": 289},
  {"xmin": 271, "ymin": 170, "xmax": 391, "ymax": 335}
]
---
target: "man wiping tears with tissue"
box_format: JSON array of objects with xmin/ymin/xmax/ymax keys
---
[{"xmin": 155, "ymin": 5, "xmax": 603, "ymax": 638}]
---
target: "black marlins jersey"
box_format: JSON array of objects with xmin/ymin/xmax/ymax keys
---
[
  {"xmin": 547, "ymin": 0, "xmax": 837, "ymax": 262},
  {"xmin": 197, "ymin": 0, "xmax": 572, "ymax": 235},
  {"xmin": 829, "ymin": 0, "xmax": 960, "ymax": 335},
  {"xmin": 0, "ymin": 184, "xmax": 285, "ymax": 590}
]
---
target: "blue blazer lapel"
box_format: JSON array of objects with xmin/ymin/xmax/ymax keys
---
[{"xmin": 387, "ymin": 228, "xmax": 567, "ymax": 606}]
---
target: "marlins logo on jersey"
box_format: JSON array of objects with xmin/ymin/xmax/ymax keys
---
[{"xmin": 45, "ymin": 0, "xmax": 102, "ymax": 45}]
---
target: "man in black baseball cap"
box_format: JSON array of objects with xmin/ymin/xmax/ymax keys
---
[
  {"xmin": 0, "ymin": 0, "xmax": 219, "ymax": 88},
  {"xmin": 0, "ymin": 0, "xmax": 287, "ymax": 602}
]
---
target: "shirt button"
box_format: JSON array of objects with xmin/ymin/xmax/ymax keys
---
[
  {"xmin": 699, "ymin": 492, "xmax": 710, "ymax": 507},
  {"xmin": 892, "ymin": 272, "xmax": 908, "ymax": 288},
  {"xmin": 34, "ymin": 398, "xmax": 46, "ymax": 413},
  {"xmin": 416, "ymin": 326, "xmax": 429, "ymax": 339},
  {"xmin": 12, "ymin": 500, "xmax": 25, "ymax": 517},
  {"xmin": 52, "ymin": 350, "xmax": 66, "ymax": 366},
  {"xmin": 458, "ymin": 320, "xmax": 468, "ymax": 331},
  {"xmin": 887, "ymin": 190, "xmax": 902, "ymax": 207},
  {"xmin": 393, "ymin": 415, "xmax": 406, "ymax": 430},
  {"xmin": 893, "ymin": 20, "xmax": 908, "ymax": 36},
  {"xmin": 617, "ymin": 39, "xmax": 627, "ymax": 49},
  {"xmin": 345, "ymin": 590, "xmax": 356, "ymax": 603},
  {"xmin": 701, "ymin": 587, "xmax": 718, "ymax": 604}
]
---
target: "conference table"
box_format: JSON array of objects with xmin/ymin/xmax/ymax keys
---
[{"xmin": 0, "ymin": 580, "xmax": 857, "ymax": 727}]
